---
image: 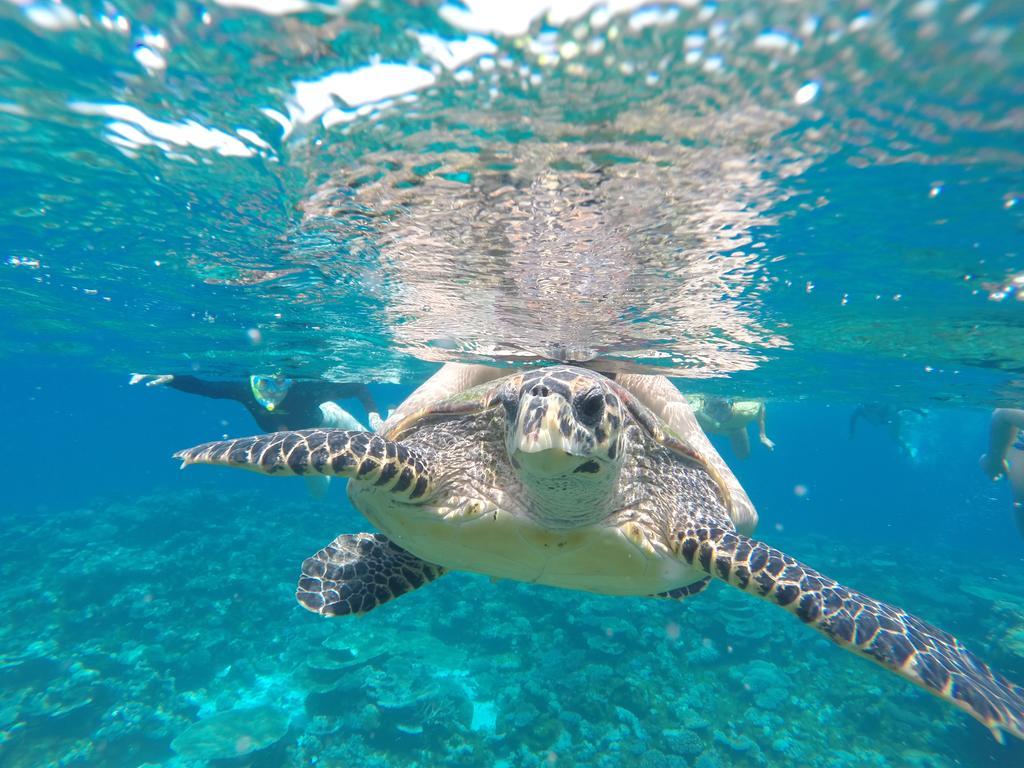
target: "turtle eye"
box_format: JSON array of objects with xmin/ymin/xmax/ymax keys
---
[{"xmin": 577, "ymin": 389, "xmax": 605, "ymax": 423}]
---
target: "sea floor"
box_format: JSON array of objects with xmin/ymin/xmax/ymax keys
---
[{"xmin": 2, "ymin": 489, "xmax": 1022, "ymax": 767}]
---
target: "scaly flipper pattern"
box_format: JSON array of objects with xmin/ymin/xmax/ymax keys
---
[
  {"xmin": 654, "ymin": 577, "xmax": 711, "ymax": 601},
  {"xmin": 297, "ymin": 533, "xmax": 445, "ymax": 616},
  {"xmin": 676, "ymin": 526, "xmax": 1024, "ymax": 743},
  {"xmin": 174, "ymin": 429, "xmax": 433, "ymax": 500}
]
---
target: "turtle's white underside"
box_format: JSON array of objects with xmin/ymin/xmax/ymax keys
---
[{"xmin": 352, "ymin": 485, "xmax": 705, "ymax": 596}]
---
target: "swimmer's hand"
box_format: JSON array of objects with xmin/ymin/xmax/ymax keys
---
[
  {"xmin": 760, "ymin": 436, "xmax": 776, "ymax": 451},
  {"xmin": 130, "ymin": 373, "xmax": 174, "ymax": 387},
  {"xmin": 979, "ymin": 453, "xmax": 1009, "ymax": 481}
]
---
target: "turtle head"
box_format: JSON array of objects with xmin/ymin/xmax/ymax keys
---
[{"xmin": 497, "ymin": 368, "xmax": 622, "ymax": 489}]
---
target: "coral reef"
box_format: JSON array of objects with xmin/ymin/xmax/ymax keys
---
[
  {"xmin": 0, "ymin": 489, "xmax": 1022, "ymax": 766},
  {"xmin": 170, "ymin": 706, "xmax": 289, "ymax": 760}
]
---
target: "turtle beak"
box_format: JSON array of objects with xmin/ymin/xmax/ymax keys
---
[{"xmin": 511, "ymin": 395, "xmax": 582, "ymax": 472}]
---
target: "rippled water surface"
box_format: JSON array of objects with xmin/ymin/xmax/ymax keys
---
[
  {"xmin": 3, "ymin": 1, "xmax": 1024, "ymax": 767},
  {"xmin": 3, "ymin": 0, "xmax": 1023, "ymax": 400}
]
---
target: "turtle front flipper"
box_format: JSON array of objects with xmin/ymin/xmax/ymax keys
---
[
  {"xmin": 676, "ymin": 526, "xmax": 1024, "ymax": 743},
  {"xmin": 297, "ymin": 532, "xmax": 444, "ymax": 616},
  {"xmin": 653, "ymin": 577, "xmax": 710, "ymax": 601},
  {"xmin": 174, "ymin": 429, "xmax": 433, "ymax": 500}
]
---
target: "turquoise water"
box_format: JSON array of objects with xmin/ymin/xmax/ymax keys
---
[{"xmin": 3, "ymin": 0, "xmax": 1024, "ymax": 765}]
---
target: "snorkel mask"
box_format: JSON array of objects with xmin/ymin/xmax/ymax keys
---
[
  {"xmin": 250, "ymin": 374, "xmax": 293, "ymax": 412},
  {"xmin": 705, "ymin": 396, "xmax": 734, "ymax": 423}
]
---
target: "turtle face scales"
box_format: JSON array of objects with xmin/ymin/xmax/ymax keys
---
[{"xmin": 500, "ymin": 367, "xmax": 626, "ymax": 528}]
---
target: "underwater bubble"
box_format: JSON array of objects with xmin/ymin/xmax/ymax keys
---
[
  {"xmin": 754, "ymin": 31, "xmax": 798, "ymax": 52},
  {"xmin": 850, "ymin": 12, "xmax": 875, "ymax": 32},
  {"xmin": 24, "ymin": 3, "xmax": 79, "ymax": 31},
  {"xmin": 133, "ymin": 45, "xmax": 166, "ymax": 72},
  {"xmin": 794, "ymin": 81, "xmax": 820, "ymax": 105}
]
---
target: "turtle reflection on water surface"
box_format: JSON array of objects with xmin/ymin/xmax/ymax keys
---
[{"xmin": 175, "ymin": 364, "xmax": 1024, "ymax": 743}]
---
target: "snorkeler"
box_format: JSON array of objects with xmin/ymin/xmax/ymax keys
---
[
  {"xmin": 685, "ymin": 395, "xmax": 774, "ymax": 460},
  {"xmin": 849, "ymin": 402, "xmax": 926, "ymax": 457},
  {"xmin": 129, "ymin": 372, "xmax": 381, "ymax": 496},
  {"xmin": 979, "ymin": 408, "xmax": 1024, "ymax": 537}
]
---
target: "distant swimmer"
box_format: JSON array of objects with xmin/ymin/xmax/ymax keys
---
[
  {"xmin": 979, "ymin": 408, "xmax": 1024, "ymax": 536},
  {"xmin": 849, "ymin": 402, "xmax": 926, "ymax": 458},
  {"xmin": 129, "ymin": 372, "xmax": 381, "ymax": 497},
  {"xmin": 685, "ymin": 395, "xmax": 774, "ymax": 460}
]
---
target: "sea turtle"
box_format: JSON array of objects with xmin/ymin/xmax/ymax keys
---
[{"xmin": 175, "ymin": 364, "xmax": 1024, "ymax": 742}]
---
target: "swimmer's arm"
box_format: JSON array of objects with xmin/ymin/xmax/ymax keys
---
[
  {"xmin": 757, "ymin": 403, "xmax": 775, "ymax": 450},
  {"xmin": 167, "ymin": 375, "xmax": 250, "ymax": 402},
  {"xmin": 980, "ymin": 409, "xmax": 1024, "ymax": 479},
  {"xmin": 849, "ymin": 407, "xmax": 862, "ymax": 439},
  {"xmin": 989, "ymin": 409, "xmax": 1024, "ymax": 455}
]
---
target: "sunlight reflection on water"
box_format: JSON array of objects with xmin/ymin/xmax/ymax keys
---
[{"xmin": 1, "ymin": 0, "xmax": 1022, "ymax": 400}]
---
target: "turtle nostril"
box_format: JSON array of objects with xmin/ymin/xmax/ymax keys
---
[{"xmin": 530, "ymin": 385, "xmax": 549, "ymax": 397}]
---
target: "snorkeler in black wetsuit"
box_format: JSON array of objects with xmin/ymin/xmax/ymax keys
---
[
  {"xmin": 129, "ymin": 372, "xmax": 381, "ymax": 497},
  {"xmin": 849, "ymin": 402, "xmax": 926, "ymax": 457},
  {"xmin": 136, "ymin": 374, "xmax": 379, "ymax": 432}
]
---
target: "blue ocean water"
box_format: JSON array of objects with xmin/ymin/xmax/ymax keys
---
[{"xmin": 2, "ymin": 0, "xmax": 1024, "ymax": 766}]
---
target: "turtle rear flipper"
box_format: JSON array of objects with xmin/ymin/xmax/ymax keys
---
[
  {"xmin": 174, "ymin": 429, "xmax": 434, "ymax": 500},
  {"xmin": 297, "ymin": 533, "xmax": 445, "ymax": 616},
  {"xmin": 677, "ymin": 526, "xmax": 1024, "ymax": 743}
]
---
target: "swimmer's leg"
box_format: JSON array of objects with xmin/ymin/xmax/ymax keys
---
[
  {"xmin": 318, "ymin": 401, "xmax": 367, "ymax": 431},
  {"xmin": 728, "ymin": 428, "xmax": 751, "ymax": 460},
  {"xmin": 304, "ymin": 474, "xmax": 331, "ymax": 499}
]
